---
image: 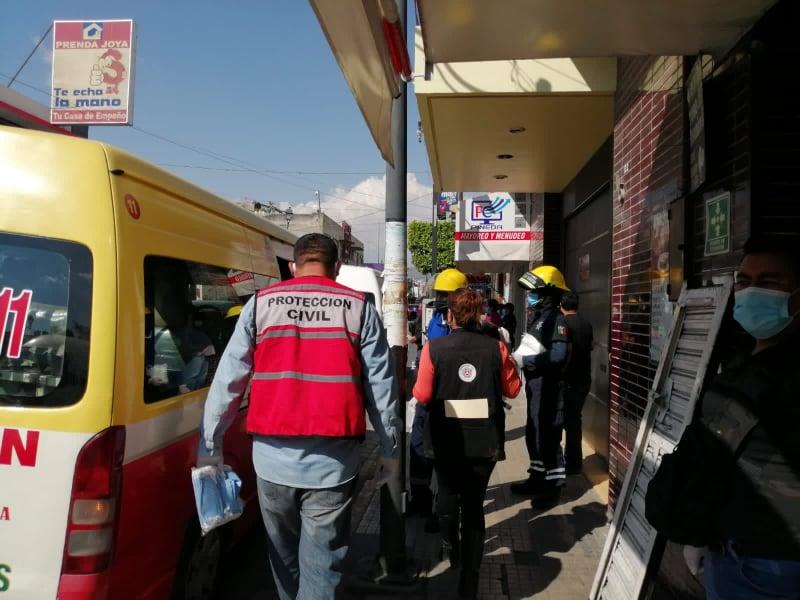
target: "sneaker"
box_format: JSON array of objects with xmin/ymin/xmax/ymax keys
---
[{"xmin": 509, "ymin": 477, "xmax": 545, "ymax": 495}]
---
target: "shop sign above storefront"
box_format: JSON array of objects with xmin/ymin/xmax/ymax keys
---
[{"xmin": 455, "ymin": 193, "xmax": 541, "ymax": 264}]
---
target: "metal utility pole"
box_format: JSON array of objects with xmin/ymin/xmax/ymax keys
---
[
  {"xmin": 431, "ymin": 190, "xmax": 438, "ymax": 274},
  {"xmin": 378, "ymin": 0, "xmax": 412, "ymax": 584},
  {"xmin": 315, "ymin": 190, "xmax": 321, "ymax": 214}
]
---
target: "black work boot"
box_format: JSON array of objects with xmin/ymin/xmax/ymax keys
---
[
  {"xmin": 532, "ymin": 485, "xmax": 563, "ymax": 510},
  {"xmin": 510, "ymin": 475, "xmax": 545, "ymax": 495}
]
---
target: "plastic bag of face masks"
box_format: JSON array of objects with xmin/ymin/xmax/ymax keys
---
[{"xmin": 191, "ymin": 464, "xmax": 244, "ymax": 535}]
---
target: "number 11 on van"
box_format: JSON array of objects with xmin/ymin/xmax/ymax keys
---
[{"xmin": 0, "ymin": 288, "xmax": 32, "ymax": 360}]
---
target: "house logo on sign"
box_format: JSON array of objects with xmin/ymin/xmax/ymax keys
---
[
  {"xmin": 82, "ymin": 22, "xmax": 103, "ymax": 41},
  {"xmin": 471, "ymin": 197, "xmax": 510, "ymax": 224}
]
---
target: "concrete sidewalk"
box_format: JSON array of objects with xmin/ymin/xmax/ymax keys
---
[
  {"xmin": 343, "ymin": 396, "xmax": 610, "ymax": 600},
  {"xmin": 215, "ymin": 390, "xmax": 610, "ymax": 599}
]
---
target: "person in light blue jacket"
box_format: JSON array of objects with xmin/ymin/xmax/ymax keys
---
[{"xmin": 197, "ymin": 234, "xmax": 399, "ymax": 600}]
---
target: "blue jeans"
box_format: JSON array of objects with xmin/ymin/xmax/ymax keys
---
[
  {"xmin": 705, "ymin": 547, "xmax": 800, "ymax": 599},
  {"xmin": 257, "ymin": 477, "xmax": 356, "ymax": 600}
]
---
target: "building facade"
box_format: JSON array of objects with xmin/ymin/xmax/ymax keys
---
[
  {"xmin": 261, "ymin": 211, "xmax": 365, "ymax": 266},
  {"xmin": 0, "ymin": 85, "xmax": 83, "ymax": 136},
  {"xmin": 413, "ymin": 2, "xmax": 798, "ymax": 595}
]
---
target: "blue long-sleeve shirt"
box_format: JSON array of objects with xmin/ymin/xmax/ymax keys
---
[
  {"xmin": 426, "ymin": 309, "xmax": 449, "ymax": 341},
  {"xmin": 199, "ymin": 293, "xmax": 398, "ymax": 489}
]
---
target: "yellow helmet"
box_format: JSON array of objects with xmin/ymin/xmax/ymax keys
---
[
  {"xmin": 518, "ymin": 265, "xmax": 570, "ymax": 292},
  {"xmin": 225, "ymin": 304, "xmax": 243, "ymax": 319},
  {"xmin": 433, "ymin": 268, "xmax": 468, "ymax": 293}
]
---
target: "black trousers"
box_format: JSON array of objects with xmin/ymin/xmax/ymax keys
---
[
  {"xmin": 524, "ymin": 376, "xmax": 565, "ymax": 487},
  {"xmin": 410, "ymin": 403, "xmax": 434, "ymax": 510},
  {"xmin": 434, "ymin": 458, "xmax": 495, "ymax": 578},
  {"xmin": 564, "ymin": 381, "xmax": 591, "ymax": 470}
]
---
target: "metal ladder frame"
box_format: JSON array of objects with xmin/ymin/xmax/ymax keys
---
[{"xmin": 590, "ymin": 281, "xmax": 732, "ymax": 600}]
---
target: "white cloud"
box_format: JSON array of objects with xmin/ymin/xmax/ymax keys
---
[
  {"xmin": 33, "ymin": 34, "xmax": 53, "ymax": 66},
  {"xmin": 276, "ymin": 173, "xmax": 433, "ymax": 263}
]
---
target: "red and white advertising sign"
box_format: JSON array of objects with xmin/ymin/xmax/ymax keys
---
[
  {"xmin": 50, "ymin": 20, "xmax": 135, "ymax": 125},
  {"xmin": 455, "ymin": 193, "xmax": 542, "ymax": 265}
]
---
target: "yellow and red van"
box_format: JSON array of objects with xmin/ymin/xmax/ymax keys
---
[{"xmin": 0, "ymin": 126, "xmax": 296, "ymax": 599}]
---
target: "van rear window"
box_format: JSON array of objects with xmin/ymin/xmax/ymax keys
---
[{"xmin": 0, "ymin": 233, "xmax": 92, "ymax": 408}]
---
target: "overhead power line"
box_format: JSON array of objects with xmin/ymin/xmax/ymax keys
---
[{"xmin": 0, "ymin": 72, "xmax": 434, "ymax": 211}]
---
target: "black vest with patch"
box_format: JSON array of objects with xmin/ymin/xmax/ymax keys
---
[{"xmin": 424, "ymin": 328, "xmax": 505, "ymax": 461}]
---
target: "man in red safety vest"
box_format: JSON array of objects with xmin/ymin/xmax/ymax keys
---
[{"xmin": 198, "ymin": 233, "xmax": 399, "ymax": 599}]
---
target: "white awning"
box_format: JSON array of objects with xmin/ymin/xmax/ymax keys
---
[
  {"xmin": 309, "ymin": 0, "xmax": 405, "ymax": 166},
  {"xmin": 417, "ymin": 0, "xmax": 778, "ymax": 62}
]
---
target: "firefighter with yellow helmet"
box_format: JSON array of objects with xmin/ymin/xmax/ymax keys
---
[
  {"xmin": 510, "ymin": 265, "xmax": 571, "ymax": 507},
  {"xmin": 409, "ymin": 267, "xmax": 468, "ymax": 519}
]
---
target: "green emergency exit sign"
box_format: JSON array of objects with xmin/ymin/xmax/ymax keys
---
[{"xmin": 704, "ymin": 192, "xmax": 731, "ymax": 256}]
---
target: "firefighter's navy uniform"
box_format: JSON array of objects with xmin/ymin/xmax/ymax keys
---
[{"xmin": 511, "ymin": 266, "xmax": 570, "ymax": 504}]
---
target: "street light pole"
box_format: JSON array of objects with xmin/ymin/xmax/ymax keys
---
[{"xmin": 379, "ymin": 0, "xmax": 411, "ymax": 583}]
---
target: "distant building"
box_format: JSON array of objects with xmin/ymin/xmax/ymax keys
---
[
  {"xmin": 259, "ymin": 210, "xmax": 364, "ymax": 266},
  {"xmin": 0, "ymin": 85, "xmax": 84, "ymax": 136}
]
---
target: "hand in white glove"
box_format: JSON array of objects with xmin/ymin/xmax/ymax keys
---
[
  {"xmin": 682, "ymin": 545, "xmax": 705, "ymax": 576},
  {"xmin": 375, "ymin": 456, "xmax": 400, "ymax": 487}
]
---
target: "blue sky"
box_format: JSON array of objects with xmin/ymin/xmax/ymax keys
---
[{"xmin": 0, "ymin": 1, "xmax": 434, "ymax": 261}]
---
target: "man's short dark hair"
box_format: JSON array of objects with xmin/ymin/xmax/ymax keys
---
[
  {"xmin": 561, "ymin": 291, "xmax": 579, "ymax": 311},
  {"xmin": 487, "ymin": 299, "xmax": 499, "ymax": 311},
  {"xmin": 504, "ymin": 302, "xmax": 515, "ymax": 313},
  {"xmin": 743, "ymin": 235, "xmax": 800, "ymax": 279},
  {"xmin": 293, "ymin": 233, "xmax": 338, "ymax": 269}
]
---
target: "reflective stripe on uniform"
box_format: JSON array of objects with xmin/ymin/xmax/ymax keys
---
[
  {"xmin": 252, "ymin": 371, "xmax": 360, "ymax": 384},
  {"xmin": 256, "ymin": 329, "xmax": 357, "ymax": 343},
  {"xmin": 545, "ymin": 467, "xmax": 566, "ymax": 481}
]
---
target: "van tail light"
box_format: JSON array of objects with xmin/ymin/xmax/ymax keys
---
[{"xmin": 61, "ymin": 426, "xmax": 125, "ymax": 575}]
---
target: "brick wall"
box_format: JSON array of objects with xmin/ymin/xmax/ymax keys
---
[{"xmin": 610, "ymin": 56, "xmax": 685, "ymax": 508}]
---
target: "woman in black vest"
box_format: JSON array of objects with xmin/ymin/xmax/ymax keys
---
[{"xmin": 413, "ymin": 289, "xmax": 522, "ymax": 599}]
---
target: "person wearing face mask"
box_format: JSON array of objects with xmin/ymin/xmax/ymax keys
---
[
  {"xmin": 510, "ymin": 266, "xmax": 571, "ymax": 507},
  {"xmin": 645, "ymin": 235, "xmax": 800, "ymax": 598}
]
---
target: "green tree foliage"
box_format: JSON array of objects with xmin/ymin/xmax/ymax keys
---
[{"xmin": 407, "ymin": 220, "xmax": 455, "ymax": 274}]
